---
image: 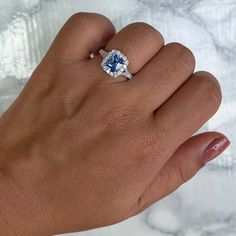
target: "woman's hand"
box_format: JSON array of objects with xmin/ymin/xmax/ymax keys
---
[{"xmin": 0, "ymin": 13, "xmax": 230, "ymax": 235}]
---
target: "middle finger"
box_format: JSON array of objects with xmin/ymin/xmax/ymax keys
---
[{"xmin": 127, "ymin": 43, "xmax": 195, "ymax": 112}]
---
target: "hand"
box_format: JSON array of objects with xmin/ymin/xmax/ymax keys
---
[{"xmin": 0, "ymin": 13, "xmax": 230, "ymax": 235}]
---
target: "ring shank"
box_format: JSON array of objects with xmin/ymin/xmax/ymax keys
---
[
  {"xmin": 122, "ymin": 68, "xmax": 132, "ymax": 80},
  {"xmin": 99, "ymin": 49, "xmax": 108, "ymax": 58}
]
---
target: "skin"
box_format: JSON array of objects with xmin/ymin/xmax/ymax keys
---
[{"xmin": 0, "ymin": 12, "xmax": 229, "ymax": 235}]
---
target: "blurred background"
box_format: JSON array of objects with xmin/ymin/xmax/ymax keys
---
[{"xmin": 0, "ymin": 0, "xmax": 235, "ymax": 235}]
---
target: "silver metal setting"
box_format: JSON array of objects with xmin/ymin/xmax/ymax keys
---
[{"xmin": 99, "ymin": 49, "xmax": 133, "ymax": 80}]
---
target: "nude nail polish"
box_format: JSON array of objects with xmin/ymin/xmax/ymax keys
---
[{"xmin": 203, "ymin": 136, "xmax": 230, "ymax": 163}]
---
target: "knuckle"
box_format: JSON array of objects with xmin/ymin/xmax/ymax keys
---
[
  {"xmin": 135, "ymin": 125, "xmax": 168, "ymax": 159},
  {"xmin": 167, "ymin": 42, "xmax": 196, "ymax": 69},
  {"xmin": 153, "ymin": 129, "xmax": 169, "ymax": 157},
  {"xmin": 196, "ymin": 71, "xmax": 222, "ymax": 106},
  {"xmin": 68, "ymin": 12, "xmax": 112, "ymax": 26},
  {"xmin": 68, "ymin": 12, "xmax": 89, "ymax": 22},
  {"xmin": 127, "ymin": 22, "xmax": 165, "ymax": 45},
  {"xmin": 100, "ymin": 104, "xmax": 140, "ymax": 131},
  {"xmin": 176, "ymin": 163, "xmax": 189, "ymax": 183}
]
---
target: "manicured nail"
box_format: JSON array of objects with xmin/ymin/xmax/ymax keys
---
[{"xmin": 203, "ymin": 136, "xmax": 230, "ymax": 163}]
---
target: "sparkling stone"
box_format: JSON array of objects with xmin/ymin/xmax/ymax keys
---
[
  {"xmin": 104, "ymin": 53, "xmax": 125, "ymax": 73},
  {"xmin": 101, "ymin": 50, "xmax": 129, "ymax": 78}
]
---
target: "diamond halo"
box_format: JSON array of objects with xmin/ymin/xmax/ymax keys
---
[{"xmin": 99, "ymin": 49, "xmax": 132, "ymax": 80}]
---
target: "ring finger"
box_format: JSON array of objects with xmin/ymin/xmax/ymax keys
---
[{"xmin": 92, "ymin": 22, "xmax": 164, "ymax": 82}]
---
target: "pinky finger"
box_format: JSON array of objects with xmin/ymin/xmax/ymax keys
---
[{"xmin": 137, "ymin": 132, "xmax": 230, "ymax": 211}]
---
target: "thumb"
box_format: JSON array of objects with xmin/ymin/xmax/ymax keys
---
[{"xmin": 137, "ymin": 132, "xmax": 230, "ymax": 211}]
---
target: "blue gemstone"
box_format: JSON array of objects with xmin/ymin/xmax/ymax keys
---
[{"xmin": 105, "ymin": 53, "xmax": 125, "ymax": 73}]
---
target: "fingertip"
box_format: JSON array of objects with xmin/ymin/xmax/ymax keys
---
[
  {"xmin": 202, "ymin": 135, "xmax": 230, "ymax": 163},
  {"xmin": 178, "ymin": 132, "xmax": 230, "ymax": 165}
]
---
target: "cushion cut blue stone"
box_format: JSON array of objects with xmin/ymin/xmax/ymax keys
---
[{"xmin": 105, "ymin": 53, "xmax": 125, "ymax": 73}]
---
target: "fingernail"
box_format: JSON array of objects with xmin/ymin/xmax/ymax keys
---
[{"xmin": 203, "ymin": 136, "xmax": 230, "ymax": 163}]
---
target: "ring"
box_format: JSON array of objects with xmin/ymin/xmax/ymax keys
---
[{"xmin": 99, "ymin": 49, "xmax": 133, "ymax": 80}]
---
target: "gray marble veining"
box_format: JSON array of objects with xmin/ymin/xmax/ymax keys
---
[{"xmin": 0, "ymin": 1, "xmax": 235, "ymax": 235}]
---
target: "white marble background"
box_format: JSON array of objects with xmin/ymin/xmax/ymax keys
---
[{"xmin": 0, "ymin": 0, "xmax": 235, "ymax": 235}]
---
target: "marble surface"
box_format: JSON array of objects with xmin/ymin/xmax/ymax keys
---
[{"xmin": 0, "ymin": 0, "xmax": 235, "ymax": 235}]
